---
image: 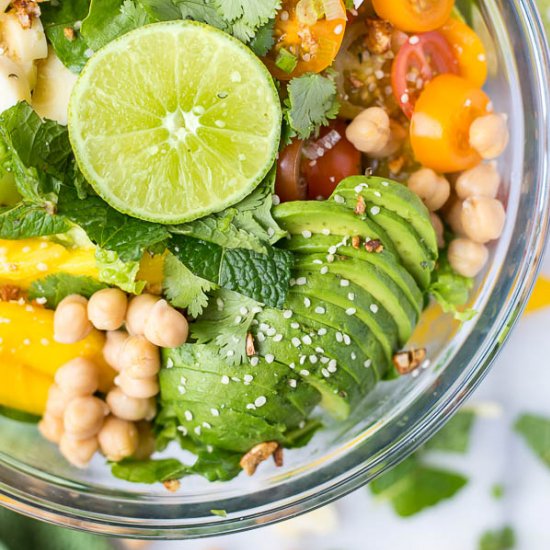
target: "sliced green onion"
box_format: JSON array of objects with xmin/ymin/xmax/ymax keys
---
[
  {"xmin": 322, "ymin": 0, "xmax": 346, "ymax": 20},
  {"xmin": 296, "ymin": 0, "xmax": 324, "ymax": 25},
  {"xmin": 275, "ymin": 48, "xmax": 298, "ymax": 74}
]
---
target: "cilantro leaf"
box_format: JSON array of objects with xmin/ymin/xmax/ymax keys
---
[
  {"xmin": 95, "ymin": 248, "xmax": 145, "ymax": 294},
  {"xmin": 111, "ymin": 458, "xmax": 189, "ymax": 483},
  {"xmin": 40, "ymin": 0, "xmax": 91, "ymax": 73},
  {"xmin": 248, "ymin": 19, "xmax": 275, "ymax": 56},
  {"xmin": 169, "ymin": 235, "xmax": 293, "ymax": 308},
  {"xmin": 514, "ymin": 413, "xmax": 550, "ymax": 468},
  {"xmin": 283, "ymin": 73, "xmax": 340, "ymax": 140},
  {"xmin": 163, "ymin": 253, "xmax": 217, "ymax": 317},
  {"xmin": 424, "ymin": 410, "xmax": 476, "ymax": 454},
  {"xmin": 370, "ymin": 456, "xmax": 468, "ymax": 517},
  {"xmin": 190, "ymin": 288, "xmax": 261, "ymax": 365},
  {"xmin": 0, "ymin": 203, "xmax": 70, "ymax": 239},
  {"xmin": 28, "ymin": 274, "xmax": 107, "ymax": 308},
  {"xmin": 479, "ymin": 526, "xmax": 516, "ymax": 550}
]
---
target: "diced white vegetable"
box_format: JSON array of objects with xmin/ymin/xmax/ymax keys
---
[
  {"xmin": 0, "ymin": 54, "xmax": 31, "ymax": 114},
  {"xmin": 0, "ymin": 12, "xmax": 47, "ymax": 63},
  {"xmin": 32, "ymin": 48, "xmax": 77, "ymax": 125},
  {"xmin": 19, "ymin": 59, "xmax": 36, "ymax": 89}
]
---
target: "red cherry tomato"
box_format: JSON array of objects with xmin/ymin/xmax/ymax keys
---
[
  {"xmin": 391, "ymin": 31, "xmax": 459, "ymax": 118},
  {"xmin": 301, "ymin": 121, "xmax": 362, "ymax": 199},
  {"xmin": 276, "ymin": 139, "xmax": 308, "ymax": 202}
]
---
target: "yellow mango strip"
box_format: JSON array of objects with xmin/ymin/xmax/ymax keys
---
[
  {"xmin": 0, "ymin": 238, "xmax": 98, "ymax": 289},
  {"xmin": 0, "ymin": 357, "xmax": 52, "ymax": 416},
  {"xmin": 137, "ymin": 252, "xmax": 166, "ymax": 295},
  {"xmin": 525, "ymin": 276, "xmax": 550, "ymax": 314},
  {"xmin": 0, "ymin": 301, "xmax": 115, "ymax": 392}
]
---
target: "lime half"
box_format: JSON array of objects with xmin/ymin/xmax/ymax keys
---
[{"xmin": 69, "ymin": 21, "xmax": 281, "ymax": 224}]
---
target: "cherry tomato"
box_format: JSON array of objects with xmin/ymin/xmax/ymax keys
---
[
  {"xmin": 439, "ymin": 17, "xmax": 487, "ymax": 87},
  {"xmin": 410, "ymin": 74, "xmax": 490, "ymax": 173},
  {"xmin": 392, "ymin": 31, "xmax": 459, "ymax": 118},
  {"xmin": 302, "ymin": 120, "xmax": 362, "ymax": 199},
  {"xmin": 276, "ymin": 139, "xmax": 308, "ymax": 202},
  {"xmin": 265, "ymin": 0, "xmax": 347, "ymax": 81},
  {"xmin": 372, "ymin": 0, "xmax": 455, "ymax": 33}
]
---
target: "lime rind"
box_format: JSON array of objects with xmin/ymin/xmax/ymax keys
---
[{"xmin": 69, "ymin": 21, "xmax": 282, "ymax": 224}]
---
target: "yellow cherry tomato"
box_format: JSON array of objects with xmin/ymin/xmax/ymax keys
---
[
  {"xmin": 372, "ymin": 0, "xmax": 454, "ymax": 33},
  {"xmin": 439, "ymin": 17, "xmax": 487, "ymax": 87},
  {"xmin": 410, "ymin": 74, "xmax": 490, "ymax": 173}
]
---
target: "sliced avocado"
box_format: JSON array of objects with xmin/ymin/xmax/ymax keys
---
[
  {"xmin": 291, "ymin": 268, "xmax": 399, "ymax": 362},
  {"xmin": 273, "ymin": 200, "xmax": 398, "ymax": 257},
  {"xmin": 282, "ymin": 233, "xmax": 423, "ymax": 313},
  {"xmin": 295, "ymin": 254, "xmax": 417, "ymax": 345},
  {"xmin": 333, "ymin": 175, "xmax": 438, "ymax": 258}
]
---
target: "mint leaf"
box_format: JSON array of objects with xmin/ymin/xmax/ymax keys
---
[
  {"xmin": 284, "ymin": 73, "xmax": 340, "ymax": 140},
  {"xmin": 111, "ymin": 458, "xmax": 189, "ymax": 483},
  {"xmin": 424, "ymin": 410, "xmax": 476, "ymax": 454},
  {"xmin": 515, "ymin": 413, "xmax": 550, "ymax": 468},
  {"xmin": 190, "ymin": 446, "xmax": 242, "ymax": 482},
  {"xmin": 41, "ymin": 0, "xmax": 91, "ymax": 73},
  {"xmin": 28, "ymin": 274, "xmax": 107, "ymax": 308},
  {"xmin": 169, "ymin": 235, "xmax": 293, "ymax": 308},
  {"xmin": 95, "ymin": 248, "xmax": 145, "ymax": 294},
  {"xmin": 57, "ymin": 186, "xmax": 170, "ymax": 262},
  {"xmin": 0, "ymin": 203, "xmax": 70, "ymax": 238},
  {"xmin": 370, "ymin": 456, "xmax": 468, "ymax": 517},
  {"xmin": 479, "ymin": 526, "xmax": 516, "ymax": 550},
  {"xmin": 163, "ymin": 253, "xmax": 217, "ymax": 317}
]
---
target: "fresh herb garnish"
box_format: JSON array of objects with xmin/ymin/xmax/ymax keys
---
[
  {"xmin": 28, "ymin": 274, "xmax": 107, "ymax": 308},
  {"xmin": 111, "ymin": 458, "xmax": 188, "ymax": 484},
  {"xmin": 478, "ymin": 526, "xmax": 516, "ymax": 550},
  {"xmin": 424, "ymin": 409, "xmax": 475, "ymax": 453},
  {"xmin": 514, "ymin": 413, "xmax": 550, "ymax": 468}
]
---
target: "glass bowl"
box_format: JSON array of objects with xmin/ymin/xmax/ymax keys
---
[{"xmin": 0, "ymin": 0, "xmax": 549, "ymax": 539}]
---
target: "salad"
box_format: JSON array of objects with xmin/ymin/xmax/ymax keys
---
[{"xmin": 0, "ymin": 0, "xmax": 509, "ymax": 488}]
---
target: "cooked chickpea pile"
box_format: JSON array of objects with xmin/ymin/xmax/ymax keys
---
[{"xmin": 40, "ymin": 291, "xmax": 188, "ymax": 468}]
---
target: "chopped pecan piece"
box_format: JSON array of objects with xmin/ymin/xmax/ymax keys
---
[
  {"xmin": 11, "ymin": 0, "xmax": 41, "ymax": 29},
  {"xmin": 364, "ymin": 18, "xmax": 393, "ymax": 55},
  {"xmin": 246, "ymin": 332, "xmax": 256, "ymax": 357},
  {"xmin": 355, "ymin": 196, "xmax": 366, "ymax": 215},
  {"xmin": 240, "ymin": 441, "xmax": 279, "ymax": 476},
  {"xmin": 162, "ymin": 479, "xmax": 181, "ymax": 492},
  {"xmin": 393, "ymin": 348, "xmax": 427, "ymax": 375},
  {"xmin": 273, "ymin": 445, "xmax": 284, "ymax": 468},
  {"xmin": 351, "ymin": 235, "xmax": 361, "ymax": 249},
  {"xmin": 63, "ymin": 27, "xmax": 75, "ymax": 41},
  {"xmin": 364, "ymin": 239, "xmax": 384, "ymax": 253},
  {"xmin": 0, "ymin": 285, "xmax": 21, "ymax": 301}
]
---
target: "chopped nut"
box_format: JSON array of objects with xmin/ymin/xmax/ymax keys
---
[
  {"xmin": 364, "ymin": 18, "xmax": 393, "ymax": 55},
  {"xmin": 162, "ymin": 479, "xmax": 181, "ymax": 493},
  {"xmin": 393, "ymin": 348, "xmax": 427, "ymax": 375},
  {"xmin": 0, "ymin": 285, "xmax": 21, "ymax": 302},
  {"xmin": 246, "ymin": 333, "xmax": 256, "ymax": 357},
  {"xmin": 240, "ymin": 441, "xmax": 279, "ymax": 476},
  {"xmin": 273, "ymin": 445, "xmax": 284, "ymax": 468},
  {"xmin": 364, "ymin": 239, "xmax": 384, "ymax": 253},
  {"xmin": 11, "ymin": 0, "xmax": 41, "ymax": 29},
  {"xmin": 351, "ymin": 236, "xmax": 361, "ymax": 249},
  {"xmin": 355, "ymin": 196, "xmax": 366, "ymax": 215},
  {"xmin": 349, "ymin": 73, "xmax": 364, "ymax": 89},
  {"xmin": 63, "ymin": 27, "xmax": 75, "ymax": 41}
]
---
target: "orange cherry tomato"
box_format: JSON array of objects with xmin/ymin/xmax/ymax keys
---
[
  {"xmin": 265, "ymin": 0, "xmax": 347, "ymax": 80},
  {"xmin": 372, "ymin": 0, "xmax": 455, "ymax": 33},
  {"xmin": 410, "ymin": 74, "xmax": 490, "ymax": 173},
  {"xmin": 276, "ymin": 139, "xmax": 308, "ymax": 202},
  {"xmin": 439, "ymin": 17, "xmax": 488, "ymax": 87}
]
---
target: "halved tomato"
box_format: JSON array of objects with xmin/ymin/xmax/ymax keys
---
[
  {"xmin": 410, "ymin": 74, "xmax": 490, "ymax": 173},
  {"xmin": 392, "ymin": 31, "xmax": 459, "ymax": 118},
  {"xmin": 265, "ymin": 0, "xmax": 347, "ymax": 80},
  {"xmin": 372, "ymin": 0, "xmax": 455, "ymax": 33},
  {"xmin": 276, "ymin": 139, "xmax": 308, "ymax": 202}
]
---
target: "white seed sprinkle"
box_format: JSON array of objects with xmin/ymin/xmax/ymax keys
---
[
  {"xmin": 177, "ymin": 426, "xmax": 188, "ymax": 436},
  {"xmin": 239, "ymin": 307, "xmax": 248, "ymax": 315},
  {"xmin": 226, "ymin": 350, "xmax": 235, "ymax": 357},
  {"xmin": 289, "ymin": 362, "xmax": 296, "ymax": 370},
  {"xmin": 314, "ymin": 306, "xmax": 326, "ymax": 315},
  {"xmin": 234, "ymin": 315, "xmax": 242, "ymax": 324},
  {"xmin": 343, "ymin": 334, "xmax": 351, "ymax": 346},
  {"xmin": 244, "ymin": 374, "xmax": 254, "ymax": 383},
  {"xmin": 288, "ymin": 379, "xmax": 297, "ymax": 388},
  {"xmin": 370, "ymin": 206, "xmax": 381, "ymax": 216},
  {"xmin": 321, "ymin": 228, "xmax": 331, "ymax": 236},
  {"xmin": 202, "ymin": 422, "xmax": 212, "ymax": 429},
  {"xmin": 340, "ymin": 279, "xmax": 350, "ymax": 287},
  {"xmin": 211, "ymin": 408, "xmax": 220, "ymax": 417},
  {"xmin": 364, "ymin": 359, "xmax": 372, "ymax": 368},
  {"xmin": 328, "ymin": 245, "xmax": 338, "ymax": 255},
  {"xmin": 333, "ymin": 194, "xmax": 345, "ymax": 204},
  {"xmin": 166, "ymin": 358, "xmax": 174, "ymax": 369},
  {"xmin": 328, "ymin": 359, "xmax": 337, "ymax": 370},
  {"xmin": 35, "ymin": 297, "xmax": 47, "ymax": 305},
  {"xmin": 283, "ymin": 310, "xmax": 293, "ymax": 319},
  {"xmin": 291, "ymin": 322, "xmax": 300, "ymax": 330},
  {"xmin": 309, "ymin": 355, "xmax": 318, "ymax": 364},
  {"xmin": 304, "ymin": 297, "xmax": 311, "ymax": 307},
  {"xmin": 318, "ymin": 328, "xmax": 327, "ymax": 336},
  {"xmin": 351, "ymin": 352, "xmax": 357, "ymax": 360},
  {"xmin": 266, "ymin": 327, "xmax": 277, "ymax": 337},
  {"xmin": 346, "ymin": 308, "xmax": 356, "ymax": 316},
  {"xmin": 254, "ymin": 396, "xmax": 267, "ymax": 407},
  {"xmin": 296, "ymin": 277, "xmax": 307, "ymax": 286},
  {"xmin": 328, "ymin": 363, "xmax": 337, "ymax": 373},
  {"xmin": 250, "ymin": 356, "xmax": 259, "ymax": 366},
  {"xmin": 246, "ymin": 403, "xmax": 256, "ymax": 410},
  {"xmin": 326, "ymin": 254, "xmax": 335, "ymax": 263},
  {"xmin": 272, "ymin": 194, "xmax": 281, "ymax": 205},
  {"xmin": 302, "ymin": 230, "xmax": 312, "ymax": 238},
  {"xmin": 381, "ymin": 181, "xmax": 389, "ymax": 187},
  {"xmin": 320, "ymin": 356, "xmax": 330, "ymax": 364},
  {"xmin": 184, "ymin": 410, "xmax": 193, "ymax": 421},
  {"xmin": 348, "ymin": 293, "xmax": 355, "ymax": 301},
  {"xmin": 194, "ymin": 426, "xmax": 202, "ymax": 435},
  {"xmin": 231, "ymin": 376, "xmax": 241, "ymax": 382},
  {"xmin": 320, "ymin": 266, "xmax": 329, "ymax": 275},
  {"xmin": 300, "ymin": 369, "xmax": 310, "ymax": 376},
  {"xmin": 265, "ymin": 354, "xmax": 274, "ymax": 364},
  {"xmin": 374, "ymin": 191, "xmax": 382, "ymax": 197},
  {"xmin": 273, "ymin": 334, "xmax": 283, "ymax": 342},
  {"xmin": 370, "ymin": 304, "xmax": 379, "ymax": 314},
  {"xmin": 257, "ymin": 332, "xmax": 266, "ymax": 342},
  {"xmin": 292, "ymin": 337, "xmax": 301, "ymax": 348},
  {"xmin": 299, "ymin": 355, "xmax": 307, "ymax": 365},
  {"xmin": 321, "ymin": 368, "xmax": 330, "ymax": 378},
  {"xmin": 336, "ymin": 332, "xmax": 343, "ymax": 343},
  {"xmin": 313, "ymin": 259, "xmax": 323, "ymax": 265},
  {"xmin": 302, "ymin": 335, "xmax": 312, "ymax": 345},
  {"xmin": 315, "ymin": 347, "xmax": 325, "ymax": 354},
  {"xmin": 178, "ymin": 385, "xmax": 186, "ymax": 395},
  {"xmin": 221, "ymin": 375, "xmax": 230, "ymax": 385}
]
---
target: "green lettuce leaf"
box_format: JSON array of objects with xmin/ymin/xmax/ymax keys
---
[
  {"xmin": 28, "ymin": 274, "xmax": 107, "ymax": 308},
  {"xmin": 95, "ymin": 248, "xmax": 145, "ymax": 294},
  {"xmin": 514, "ymin": 413, "xmax": 550, "ymax": 468}
]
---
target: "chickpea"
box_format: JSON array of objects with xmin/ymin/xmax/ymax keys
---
[
  {"xmin": 45, "ymin": 384, "xmax": 74, "ymax": 417},
  {"xmin": 54, "ymin": 294, "xmax": 93, "ymax": 344},
  {"xmin": 345, "ymin": 107, "xmax": 391, "ymax": 155},
  {"xmin": 430, "ymin": 213, "xmax": 445, "ymax": 249},
  {"xmin": 106, "ymin": 387, "xmax": 156, "ymax": 421},
  {"xmin": 88, "ymin": 288, "xmax": 128, "ymax": 331},
  {"xmin": 144, "ymin": 299, "xmax": 189, "ymax": 349},
  {"xmin": 455, "ymin": 162, "xmax": 501, "ymax": 200},
  {"xmin": 39, "ymin": 413, "xmax": 64, "ymax": 444},
  {"xmin": 115, "ymin": 371, "xmax": 159, "ymax": 399},
  {"xmin": 59, "ymin": 434, "xmax": 98, "ymax": 468},
  {"xmin": 469, "ymin": 113, "xmax": 509, "ymax": 159},
  {"xmin": 125, "ymin": 294, "xmax": 160, "ymax": 335},
  {"xmin": 103, "ymin": 330, "xmax": 129, "ymax": 372},
  {"xmin": 444, "ymin": 198, "xmax": 466, "ymax": 236},
  {"xmin": 98, "ymin": 416, "xmax": 139, "ymax": 462},
  {"xmin": 461, "ymin": 196, "xmax": 506, "ymax": 244},
  {"xmin": 54, "ymin": 358, "xmax": 99, "ymax": 397},
  {"xmin": 119, "ymin": 335, "xmax": 160, "ymax": 378},
  {"xmin": 63, "ymin": 396, "xmax": 109, "ymax": 440},
  {"xmin": 407, "ymin": 168, "xmax": 451, "ymax": 211},
  {"xmin": 448, "ymin": 238, "xmax": 489, "ymax": 278},
  {"xmin": 133, "ymin": 421, "xmax": 156, "ymax": 461}
]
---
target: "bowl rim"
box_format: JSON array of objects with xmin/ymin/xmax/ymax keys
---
[{"xmin": 1, "ymin": 0, "xmax": 550, "ymax": 539}]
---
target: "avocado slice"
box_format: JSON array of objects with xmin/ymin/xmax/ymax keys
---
[
  {"xmin": 333, "ymin": 175, "xmax": 438, "ymax": 258},
  {"xmin": 273, "ymin": 200, "xmax": 399, "ymax": 257},
  {"xmin": 282, "ymin": 233, "xmax": 423, "ymax": 313},
  {"xmin": 295, "ymin": 254, "xmax": 417, "ymax": 345}
]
